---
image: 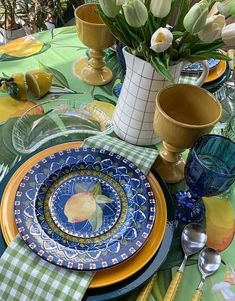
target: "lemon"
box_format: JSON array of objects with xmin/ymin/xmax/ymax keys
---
[
  {"xmin": 25, "ymin": 70, "xmax": 53, "ymax": 99},
  {"xmin": 64, "ymin": 192, "xmax": 96, "ymax": 223}
]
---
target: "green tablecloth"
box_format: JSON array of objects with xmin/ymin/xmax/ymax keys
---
[{"xmin": 0, "ymin": 26, "xmax": 235, "ymax": 301}]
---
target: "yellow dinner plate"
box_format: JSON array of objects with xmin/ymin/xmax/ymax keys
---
[
  {"xmin": 0, "ymin": 141, "xmax": 167, "ymax": 288},
  {"xmin": 204, "ymin": 60, "xmax": 227, "ymax": 83}
]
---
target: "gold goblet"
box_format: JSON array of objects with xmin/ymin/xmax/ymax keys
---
[
  {"xmin": 74, "ymin": 4, "xmax": 115, "ymax": 86},
  {"xmin": 153, "ymin": 84, "xmax": 222, "ymax": 183}
]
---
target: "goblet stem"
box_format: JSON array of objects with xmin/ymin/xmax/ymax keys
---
[
  {"xmin": 89, "ymin": 49, "xmax": 105, "ymax": 70},
  {"xmin": 174, "ymin": 190, "xmax": 205, "ymax": 223},
  {"xmin": 76, "ymin": 49, "xmax": 113, "ymax": 86},
  {"xmin": 161, "ymin": 142, "xmax": 184, "ymax": 163},
  {"xmin": 153, "ymin": 142, "xmax": 185, "ymax": 183}
]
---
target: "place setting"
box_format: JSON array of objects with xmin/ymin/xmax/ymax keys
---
[
  {"xmin": 0, "ymin": 133, "xmax": 175, "ymax": 300},
  {"xmin": 0, "ymin": 1, "xmax": 235, "ymax": 301}
]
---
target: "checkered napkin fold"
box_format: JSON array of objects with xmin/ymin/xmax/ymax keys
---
[{"xmin": 0, "ymin": 135, "xmax": 158, "ymax": 301}]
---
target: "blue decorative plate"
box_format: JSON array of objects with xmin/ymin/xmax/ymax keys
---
[
  {"xmin": 14, "ymin": 148, "xmax": 156, "ymax": 271},
  {"xmin": 182, "ymin": 58, "xmax": 220, "ymax": 73}
]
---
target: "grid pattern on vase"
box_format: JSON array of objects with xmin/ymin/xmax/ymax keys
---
[{"xmin": 113, "ymin": 51, "xmax": 183, "ymax": 145}]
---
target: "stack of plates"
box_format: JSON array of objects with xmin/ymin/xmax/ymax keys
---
[
  {"xmin": 182, "ymin": 57, "xmax": 231, "ymax": 93},
  {"xmin": 0, "ymin": 141, "xmax": 175, "ymax": 300}
]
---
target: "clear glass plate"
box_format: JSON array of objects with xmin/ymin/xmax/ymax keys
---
[{"xmin": 12, "ymin": 99, "xmax": 113, "ymax": 154}]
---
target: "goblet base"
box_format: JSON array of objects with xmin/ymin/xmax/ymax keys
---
[
  {"xmin": 174, "ymin": 190, "xmax": 205, "ymax": 223},
  {"xmin": 153, "ymin": 156, "xmax": 185, "ymax": 184},
  {"xmin": 73, "ymin": 57, "xmax": 113, "ymax": 86}
]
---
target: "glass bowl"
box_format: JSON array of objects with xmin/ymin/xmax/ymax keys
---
[{"xmin": 12, "ymin": 99, "xmax": 113, "ymax": 154}]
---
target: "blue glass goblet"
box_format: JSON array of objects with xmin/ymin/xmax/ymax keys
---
[{"xmin": 175, "ymin": 134, "xmax": 235, "ymax": 223}]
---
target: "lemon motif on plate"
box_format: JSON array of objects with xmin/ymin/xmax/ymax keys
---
[
  {"xmin": 64, "ymin": 182, "xmax": 112, "ymax": 231},
  {"xmin": 48, "ymin": 171, "xmax": 124, "ymax": 240},
  {"xmin": 0, "ymin": 36, "xmax": 49, "ymax": 59}
]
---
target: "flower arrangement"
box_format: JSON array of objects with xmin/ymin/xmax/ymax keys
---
[{"xmin": 98, "ymin": 0, "xmax": 235, "ymax": 81}]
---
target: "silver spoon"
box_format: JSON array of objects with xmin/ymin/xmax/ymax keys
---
[
  {"xmin": 163, "ymin": 223, "xmax": 207, "ymax": 301},
  {"xmin": 192, "ymin": 247, "xmax": 221, "ymax": 301}
]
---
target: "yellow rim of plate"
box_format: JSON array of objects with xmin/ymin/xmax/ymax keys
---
[
  {"xmin": 0, "ymin": 141, "xmax": 167, "ymax": 288},
  {"xmin": 204, "ymin": 60, "xmax": 227, "ymax": 83}
]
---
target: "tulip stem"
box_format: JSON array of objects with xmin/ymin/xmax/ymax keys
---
[
  {"xmin": 178, "ymin": 31, "xmax": 190, "ymax": 48},
  {"xmin": 115, "ymin": 16, "xmax": 136, "ymax": 48},
  {"xmin": 140, "ymin": 26, "xmax": 147, "ymax": 44}
]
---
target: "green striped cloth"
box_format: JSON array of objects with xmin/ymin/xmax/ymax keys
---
[
  {"xmin": 83, "ymin": 135, "xmax": 159, "ymax": 175},
  {"xmin": 0, "ymin": 236, "xmax": 94, "ymax": 301},
  {"xmin": 0, "ymin": 136, "xmax": 158, "ymax": 301}
]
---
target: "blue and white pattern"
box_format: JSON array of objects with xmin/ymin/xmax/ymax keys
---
[
  {"xmin": 182, "ymin": 58, "xmax": 220, "ymax": 73},
  {"xmin": 48, "ymin": 174, "xmax": 122, "ymax": 238},
  {"xmin": 14, "ymin": 148, "xmax": 156, "ymax": 271}
]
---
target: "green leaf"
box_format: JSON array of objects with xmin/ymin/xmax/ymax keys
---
[
  {"xmin": 90, "ymin": 182, "xmax": 102, "ymax": 196},
  {"xmin": 88, "ymin": 205, "xmax": 103, "ymax": 231},
  {"xmin": 5, "ymin": 82, "xmax": 20, "ymax": 100},
  {"xmin": 2, "ymin": 72, "xmax": 9, "ymax": 78},
  {"xmin": 150, "ymin": 56, "xmax": 174, "ymax": 82},
  {"xmin": 145, "ymin": 0, "xmax": 151, "ymax": 9},
  {"xmin": 179, "ymin": 43, "xmax": 191, "ymax": 57},
  {"xmin": 163, "ymin": 52, "xmax": 170, "ymax": 68},
  {"xmin": 117, "ymin": 14, "xmax": 142, "ymax": 44},
  {"xmin": 172, "ymin": 31, "xmax": 184, "ymax": 39},
  {"xmin": 49, "ymin": 86, "xmax": 77, "ymax": 94},
  {"xmin": 39, "ymin": 62, "xmax": 70, "ymax": 88},
  {"xmin": 174, "ymin": 0, "xmax": 190, "ymax": 32},
  {"xmin": 188, "ymin": 52, "xmax": 231, "ymax": 62},
  {"xmin": 74, "ymin": 183, "xmax": 88, "ymax": 193},
  {"xmin": 147, "ymin": 16, "xmax": 155, "ymax": 35},
  {"xmin": 97, "ymin": 6, "xmax": 131, "ymax": 47},
  {"xmin": 191, "ymin": 41, "xmax": 223, "ymax": 54},
  {"xmin": 88, "ymin": 211, "xmax": 97, "ymax": 231},
  {"xmin": 95, "ymin": 195, "xmax": 113, "ymax": 203}
]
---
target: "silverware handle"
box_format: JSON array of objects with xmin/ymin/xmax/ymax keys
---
[
  {"xmin": 136, "ymin": 275, "xmax": 156, "ymax": 301},
  {"xmin": 192, "ymin": 289, "xmax": 202, "ymax": 301},
  {"xmin": 163, "ymin": 271, "xmax": 183, "ymax": 301}
]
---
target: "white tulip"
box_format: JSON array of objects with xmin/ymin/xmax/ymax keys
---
[
  {"xmin": 150, "ymin": 0, "xmax": 172, "ymax": 18},
  {"xmin": 116, "ymin": 0, "xmax": 126, "ymax": 4},
  {"xmin": 150, "ymin": 27, "xmax": 173, "ymax": 53},
  {"xmin": 198, "ymin": 15, "xmax": 225, "ymax": 43},
  {"xmin": 217, "ymin": 0, "xmax": 235, "ymax": 17},
  {"xmin": 222, "ymin": 23, "xmax": 235, "ymax": 46},
  {"xmin": 116, "ymin": 0, "xmax": 144, "ymax": 3},
  {"xmin": 183, "ymin": 0, "xmax": 208, "ymax": 34}
]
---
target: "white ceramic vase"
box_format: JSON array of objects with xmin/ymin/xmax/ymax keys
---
[
  {"xmin": 0, "ymin": 27, "xmax": 26, "ymax": 44},
  {"xmin": 113, "ymin": 47, "xmax": 209, "ymax": 146}
]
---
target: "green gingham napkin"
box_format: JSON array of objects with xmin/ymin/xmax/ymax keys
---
[
  {"xmin": 0, "ymin": 135, "xmax": 158, "ymax": 301},
  {"xmin": 83, "ymin": 135, "xmax": 159, "ymax": 175},
  {"xmin": 0, "ymin": 236, "xmax": 93, "ymax": 301}
]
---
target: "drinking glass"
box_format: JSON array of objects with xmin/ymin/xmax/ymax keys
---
[
  {"xmin": 213, "ymin": 82, "xmax": 235, "ymax": 135},
  {"xmin": 175, "ymin": 134, "xmax": 235, "ymax": 223},
  {"xmin": 224, "ymin": 116, "xmax": 235, "ymax": 142},
  {"xmin": 74, "ymin": 3, "xmax": 115, "ymax": 86},
  {"xmin": 153, "ymin": 84, "xmax": 222, "ymax": 183}
]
